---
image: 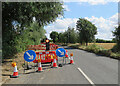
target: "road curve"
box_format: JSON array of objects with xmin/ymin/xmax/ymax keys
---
[{"xmin": 2, "ymin": 46, "xmax": 118, "ymax": 85}]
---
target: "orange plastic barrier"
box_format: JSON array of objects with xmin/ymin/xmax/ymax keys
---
[
  {"xmin": 27, "ymin": 43, "xmax": 58, "ymax": 50},
  {"xmin": 33, "ymin": 51, "xmax": 58, "ymax": 63}
]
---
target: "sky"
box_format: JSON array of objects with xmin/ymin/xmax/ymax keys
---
[{"xmin": 44, "ymin": 0, "xmax": 119, "ymax": 40}]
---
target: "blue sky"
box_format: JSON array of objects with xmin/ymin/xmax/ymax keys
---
[
  {"xmin": 45, "ymin": 1, "xmax": 118, "ymax": 40},
  {"xmin": 64, "ymin": 2, "xmax": 117, "ymax": 18}
]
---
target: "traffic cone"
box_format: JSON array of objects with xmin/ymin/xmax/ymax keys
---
[
  {"xmin": 70, "ymin": 53, "xmax": 74, "ymax": 64},
  {"xmin": 10, "ymin": 62, "xmax": 19, "ymax": 78},
  {"xmin": 52, "ymin": 56, "xmax": 58, "ymax": 68},
  {"xmin": 37, "ymin": 59, "xmax": 43, "ymax": 72},
  {"xmin": 65, "ymin": 50, "xmax": 69, "ymax": 58}
]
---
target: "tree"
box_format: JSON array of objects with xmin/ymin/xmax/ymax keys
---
[
  {"xmin": 50, "ymin": 31, "xmax": 59, "ymax": 43},
  {"xmin": 64, "ymin": 27, "xmax": 78, "ymax": 43},
  {"xmin": 23, "ymin": 22, "xmax": 46, "ymax": 45},
  {"xmin": 57, "ymin": 27, "xmax": 78, "ymax": 43},
  {"xmin": 76, "ymin": 18, "xmax": 97, "ymax": 46},
  {"xmin": 2, "ymin": 2, "xmax": 64, "ymax": 58},
  {"xmin": 112, "ymin": 25, "xmax": 120, "ymax": 51},
  {"xmin": 96, "ymin": 38, "xmax": 115, "ymax": 43}
]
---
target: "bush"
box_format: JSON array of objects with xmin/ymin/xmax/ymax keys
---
[
  {"xmin": 111, "ymin": 44, "xmax": 120, "ymax": 52},
  {"xmin": 110, "ymin": 52, "xmax": 120, "ymax": 59},
  {"xmin": 85, "ymin": 44, "xmax": 104, "ymax": 53},
  {"xmin": 98, "ymin": 50, "xmax": 112, "ymax": 56}
]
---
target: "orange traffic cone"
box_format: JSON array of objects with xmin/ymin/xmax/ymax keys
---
[
  {"xmin": 65, "ymin": 50, "xmax": 69, "ymax": 58},
  {"xmin": 70, "ymin": 53, "xmax": 74, "ymax": 64},
  {"xmin": 37, "ymin": 59, "xmax": 43, "ymax": 72},
  {"xmin": 10, "ymin": 62, "xmax": 19, "ymax": 78},
  {"xmin": 52, "ymin": 56, "xmax": 58, "ymax": 68}
]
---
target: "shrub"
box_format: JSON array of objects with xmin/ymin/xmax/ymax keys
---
[
  {"xmin": 111, "ymin": 44, "xmax": 120, "ymax": 52},
  {"xmin": 85, "ymin": 44, "xmax": 104, "ymax": 53}
]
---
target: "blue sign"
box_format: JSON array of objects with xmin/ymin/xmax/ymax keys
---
[
  {"xmin": 56, "ymin": 48, "xmax": 66, "ymax": 57},
  {"xmin": 24, "ymin": 50, "xmax": 36, "ymax": 62}
]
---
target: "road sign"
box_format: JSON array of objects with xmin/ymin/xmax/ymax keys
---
[
  {"xmin": 56, "ymin": 48, "xmax": 66, "ymax": 57},
  {"xmin": 24, "ymin": 50, "xmax": 36, "ymax": 62}
]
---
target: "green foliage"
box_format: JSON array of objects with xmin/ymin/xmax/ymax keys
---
[
  {"xmin": 112, "ymin": 25, "xmax": 120, "ymax": 52},
  {"xmin": 96, "ymin": 38, "xmax": 115, "ymax": 43},
  {"xmin": 25, "ymin": 22, "xmax": 46, "ymax": 45},
  {"xmin": 58, "ymin": 32, "xmax": 67, "ymax": 43},
  {"xmin": 2, "ymin": 2, "xmax": 64, "ymax": 58},
  {"xmin": 50, "ymin": 31, "xmax": 59, "ymax": 43},
  {"xmin": 85, "ymin": 44, "xmax": 104, "ymax": 53},
  {"xmin": 58, "ymin": 27, "xmax": 78, "ymax": 43},
  {"xmin": 111, "ymin": 44, "xmax": 120, "ymax": 52},
  {"xmin": 69, "ymin": 44, "xmax": 120, "ymax": 59},
  {"xmin": 76, "ymin": 18, "xmax": 97, "ymax": 46}
]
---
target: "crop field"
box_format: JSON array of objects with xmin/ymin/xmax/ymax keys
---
[
  {"xmin": 68, "ymin": 43, "xmax": 116, "ymax": 50},
  {"xmin": 88, "ymin": 43, "xmax": 116, "ymax": 50}
]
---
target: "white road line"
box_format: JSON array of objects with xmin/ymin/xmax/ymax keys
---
[{"xmin": 77, "ymin": 67, "xmax": 96, "ymax": 86}]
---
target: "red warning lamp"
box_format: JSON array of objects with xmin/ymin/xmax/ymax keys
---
[
  {"xmin": 46, "ymin": 40, "xmax": 49, "ymax": 43},
  {"xmin": 46, "ymin": 39, "xmax": 49, "ymax": 51}
]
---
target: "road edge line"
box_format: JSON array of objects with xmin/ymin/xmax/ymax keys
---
[{"xmin": 77, "ymin": 67, "xmax": 96, "ymax": 86}]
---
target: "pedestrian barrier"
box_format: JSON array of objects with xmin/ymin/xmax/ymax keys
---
[
  {"xmin": 27, "ymin": 43, "xmax": 58, "ymax": 50},
  {"xmin": 10, "ymin": 62, "xmax": 19, "ymax": 78},
  {"xmin": 33, "ymin": 51, "xmax": 57, "ymax": 63}
]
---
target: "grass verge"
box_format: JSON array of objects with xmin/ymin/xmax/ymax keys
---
[{"xmin": 66, "ymin": 43, "xmax": 120, "ymax": 60}]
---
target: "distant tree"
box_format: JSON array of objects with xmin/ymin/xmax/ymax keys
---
[
  {"xmin": 113, "ymin": 25, "xmax": 120, "ymax": 44},
  {"xmin": 65, "ymin": 27, "xmax": 77, "ymax": 43},
  {"xmin": 112, "ymin": 25, "xmax": 120, "ymax": 51},
  {"xmin": 58, "ymin": 27, "xmax": 78, "ymax": 43},
  {"xmin": 58, "ymin": 33, "xmax": 63, "ymax": 43},
  {"xmin": 96, "ymin": 38, "xmax": 115, "ymax": 43},
  {"xmin": 76, "ymin": 18, "xmax": 97, "ymax": 46},
  {"xmin": 50, "ymin": 31, "xmax": 59, "ymax": 43},
  {"xmin": 112, "ymin": 38, "xmax": 116, "ymax": 43}
]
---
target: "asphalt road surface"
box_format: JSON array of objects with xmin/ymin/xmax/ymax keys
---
[{"xmin": 3, "ymin": 46, "xmax": 118, "ymax": 85}]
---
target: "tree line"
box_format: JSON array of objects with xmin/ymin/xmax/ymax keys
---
[
  {"xmin": 50, "ymin": 18, "xmax": 120, "ymax": 50},
  {"xmin": 50, "ymin": 18, "xmax": 97, "ymax": 45}
]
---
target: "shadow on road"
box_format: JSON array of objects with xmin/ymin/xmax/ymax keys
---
[
  {"xmin": 95, "ymin": 54, "xmax": 119, "ymax": 60},
  {"xmin": 62, "ymin": 46, "xmax": 76, "ymax": 50},
  {"xmin": 2, "ymin": 74, "xmax": 11, "ymax": 76}
]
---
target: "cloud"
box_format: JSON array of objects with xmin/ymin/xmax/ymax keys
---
[
  {"xmin": 45, "ymin": 13, "xmax": 118, "ymax": 40},
  {"xmin": 62, "ymin": 5, "xmax": 70, "ymax": 11},
  {"xmin": 85, "ymin": 13, "xmax": 118, "ymax": 40},
  {"xmin": 44, "ymin": 18, "xmax": 78, "ymax": 39},
  {"xmin": 63, "ymin": 0, "xmax": 119, "ymax": 5}
]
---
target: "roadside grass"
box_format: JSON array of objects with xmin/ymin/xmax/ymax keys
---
[
  {"xmin": 67, "ymin": 43, "xmax": 120, "ymax": 60},
  {"xmin": 2, "ymin": 51, "xmax": 25, "ymax": 82},
  {"xmin": 88, "ymin": 43, "xmax": 116, "ymax": 50}
]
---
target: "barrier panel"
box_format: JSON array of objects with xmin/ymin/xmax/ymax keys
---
[
  {"xmin": 33, "ymin": 51, "xmax": 58, "ymax": 63},
  {"xmin": 27, "ymin": 43, "xmax": 58, "ymax": 50}
]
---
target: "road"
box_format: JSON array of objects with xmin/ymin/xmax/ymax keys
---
[{"xmin": 2, "ymin": 46, "xmax": 118, "ymax": 85}]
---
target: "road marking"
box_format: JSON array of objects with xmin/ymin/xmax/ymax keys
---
[{"xmin": 77, "ymin": 67, "xmax": 96, "ymax": 86}]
